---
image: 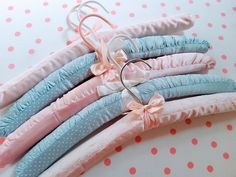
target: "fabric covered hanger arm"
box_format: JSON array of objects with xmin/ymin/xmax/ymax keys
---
[
  {"xmin": 39, "ymin": 92, "xmax": 236, "ymax": 177},
  {"xmin": 14, "ymin": 74, "xmax": 236, "ymax": 177},
  {"xmin": 0, "ymin": 34, "xmax": 210, "ymax": 137}
]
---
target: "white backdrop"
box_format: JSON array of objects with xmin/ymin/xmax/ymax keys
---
[{"xmin": 0, "ymin": 0, "xmax": 236, "ymax": 177}]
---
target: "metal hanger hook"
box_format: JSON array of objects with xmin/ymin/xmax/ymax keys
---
[{"xmin": 120, "ymin": 59, "xmax": 152, "ymax": 104}]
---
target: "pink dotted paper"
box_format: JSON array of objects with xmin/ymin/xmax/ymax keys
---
[{"xmin": 0, "ymin": 0, "xmax": 236, "ymax": 177}]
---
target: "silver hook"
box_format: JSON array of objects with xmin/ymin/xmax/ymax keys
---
[
  {"xmin": 67, "ymin": 4, "xmax": 81, "ymax": 31},
  {"xmin": 107, "ymin": 34, "xmax": 139, "ymax": 70},
  {"xmin": 120, "ymin": 59, "xmax": 152, "ymax": 104}
]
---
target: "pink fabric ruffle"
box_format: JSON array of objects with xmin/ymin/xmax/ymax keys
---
[
  {"xmin": 0, "ymin": 14, "xmax": 194, "ymax": 109},
  {"xmin": 39, "ymin": 92, "xmax": 236, "ymax": 177},
  {"xmin": 0, "ymin": 52, "xmax": 214, "ymax": 167}
]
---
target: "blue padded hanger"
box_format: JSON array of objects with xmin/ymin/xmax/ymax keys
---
[
  {"xmin": 0, "ymin": 35, "xmax": 210, "ymax": 137},
  {"xmin": 15, "ymin": 74, "xmax": 236, "ymax": 177}
]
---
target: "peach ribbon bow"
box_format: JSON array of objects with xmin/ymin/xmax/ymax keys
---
[
  {"xmin": 127, "ymin": 94, "xmax": 165, "ymax": 130},
  {"xmin": 90, "ymin": 42, "xmax": 126, "ymax": 76},
  {"xmin": 95, "ymin": 49, "xmax": 150, "ymax": 96}
]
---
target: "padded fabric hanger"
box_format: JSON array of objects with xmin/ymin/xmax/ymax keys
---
[
  {"xmin": 14, "ymin": 74, "xmax": 236, "ymax": 177},
  {"xmin": 0, "ymin": 35, "xmax": 210, "ymax": 137},
  {"xmin": 0, "ymin": 14, "xmax": 194, "ymax": 109},
  {"xmin": 0, "ymin": 52, "xmax": 215, "ymax": 167},
  {"xmin": 39, "ymin": 92, "xmax": 236, "ymax": 177}
]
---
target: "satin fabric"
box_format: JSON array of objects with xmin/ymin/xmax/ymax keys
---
[
  {"xmin": 0, "ymin": 53, "xmax": 215, "ymax": 167},
  {"xmin": 14, "ymin": 74, "xmax": 236, "ymax": 177},
  {"xmin": 39, "ymin": 92, "xmax": 236, "ymax": 177},
  {"xmin": 0, "ymin": 14, "xmax": 194, "ymax": 109}
]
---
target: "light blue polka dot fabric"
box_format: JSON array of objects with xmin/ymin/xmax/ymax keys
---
[
  {"xmin": 0, "ymin": 35, "xmax": 210, "ymax": 137},
  {"xmin": 15, "ymin": 74, "xmax": 236, "ymax": 177}
]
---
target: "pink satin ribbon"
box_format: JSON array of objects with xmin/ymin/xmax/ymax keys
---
[
  {"xmin": 127, "ymin": 94, "xmax": 165, "ymax": 130},
  {"xmin": 90, "ymin": 42, "xmax": 126, "ymax": 76},
  {"xmin": 93, "ymin": 49, "xmax": 150, "ymax": 96}
]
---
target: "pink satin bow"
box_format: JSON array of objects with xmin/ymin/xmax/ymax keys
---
[
  {"xmin": 127, "ymin": 94, "xmax": 165, "ymax": 130},
  {"xmin": 90, "ymin": 47, "xmax": 127, "ymax": 77}
]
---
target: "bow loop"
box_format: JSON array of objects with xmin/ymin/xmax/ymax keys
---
[
  {"xmin": 90, "ymin": 40, "xmax": 127, "ymax": 76},
  {"xmin": 127, "ymin": 94, "xmax": 165, "ymax": 130},
  {"xmin": 113, "ymin": 49, "xmax": 128, "ymax": 64},
  {"xmin": 90, "ymin": 39, "xmax": 110, "ymax": 76}
]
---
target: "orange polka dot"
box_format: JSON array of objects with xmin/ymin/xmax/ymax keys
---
[
  {"xmin": 169, "ymin": 147, "xmax": 176, "ymax": 155},
  {"xmin": 115, "ymin": 2, "xmax": 121, "ymax": 6},
  {"xmin": 185, "ymin": 118, "xmax": 192, "ymax": 125},
  {"xmin": 57, "ymin": 26, "xmax": 63, "ymax": 32},
  {"xmin": 43, "ymin": 1, "xmax": 48, "ymax": 6},
  {"xmin": 222, "ymin": 68, "xmax": 228, "ymax": 74},
  {"xmin": 8, "ymin": 46, "xmax": 14, "ymax": 52},
  {"xmin": 221, "ymin": 24, "xmax": 227, "ymax": 29},
  {"xmin": 211, "ymin": 140, "xmax": 217, "ymax": 148},
  {"xmin": 187, "ymin": 162, "xmax": 194, "ymax": 169},
  {"xmin": 14, "ymin": 31, "xmax": 21, "ymax": 37},
  {"xmin": 111, "ymin": 10, "xmax": 116, "ymax": 15},
  {"xmin": 205, "ymin": 121, "xmax": 212, "ymax": 128},
  {"xmin": 45, "ymin": 17, "xmax": 51, "ymax": 23},
  {"xmin": 35, "ymin": 38, "xmax": 42, "ymax": 44},
  {"xmin": 176, "ymin": 6, "xmax": 181, "ymax": 11},
  {"xmin": 227, "ymin": 124, "xmax": 233, "ymax": 131},
  {"xmin": 164, "ymin": 167, "xmax": 171, "ymax": 175},
  {"xmin": 170, "ymin": 128, "xmax": 176, "ymax": 135},
  {"xmin": 191, "ymin": 138, "xmax": 198, "ymax": 145},
  {"xmin": 8, "ymin": 64, "xmax": 15, "ymax": 70},
  {"xmin": 160, "ymin": 2, "xmax": 166, "ymax": 7},
  {"xmin": 5, "ymin": 17, "xmax": 12, "ymax": 23},
  {"xmin": 129, "ymin": 167, "xmax": 136, "ymax": 175},
  {"xmin": 205, "ymin": 2, "xmax": 210, "ymax": 6},
  {"xmin": 221, "ymin": 12, "xmax": 226, "ymax": 17},
  {"xmin": 8, "ymin": 6, "xmax": 14, "ymax": 11},
  {"xmin": 162, "ymin": 13, "xmax": 168, "ymax": 17},
  {"xmin": 151, "ymin": 147, "xmax": 158, "ymax": 155},
  {"xmin": 142, "ymin": 4, "xmax": 148, "ymax": 8},
  {"xmin": 129, "ymin": 13, "xmax": 135, "ymax": 17},
  {"xmin": 221, "ymin": 54, "xmax": 227, "ymax": 60},
  {"xmin": 104, "ymin": 158, "xmax": 111, "ymax": 166},
  {"xmin": 25, "ymin": 9, "xmax": 31, "ymax": 14},
  {"xmin": 218, "ymin": 35, "xmax": 224, "ymax": 40},
  {"xmin": 207, "ymin": 23, "xmax": 213, "ymax": 28},
  {"xmin": 135, "ymin": 135, "xmax": 142, "ymax": 143},
  {"xmin": 115, "ymin": 146, "xmax": 122, "ymax": 152},
  {"xmin": 188, "ymin": 0, "xmax": 194, "ymax": 4},
  {"xmin": 28, "ymin": 49, "xmax": 35, "ymax": 55},
  {"xmin": 207, "ymin": 165, "xmax": 214, "ymax": 173},
  {"xmin": 26, "ymin": 23, "xmax": 32, "ymax": 28},
  {"xmin": 223, "ymin": 152, "xmax": 230, "ymax": 159}
]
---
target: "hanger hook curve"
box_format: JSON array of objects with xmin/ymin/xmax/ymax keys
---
[{"xmin": 120, "ymin": 59, "xmax": 152, "ymax": 104}]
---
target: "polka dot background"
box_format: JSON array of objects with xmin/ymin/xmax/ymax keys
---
[{"xmin": 0, "ymin": 0, "xmax": 236, "ymax": 177}]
